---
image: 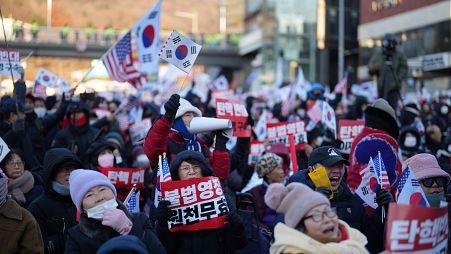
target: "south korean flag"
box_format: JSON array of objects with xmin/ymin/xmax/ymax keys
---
[
  {"xmin": 159, "ymin": 30, "xmax": 202, "ymax": 74},
  {"xmin": 35, "ymin": 68, "xmax": 58, "ymax": 88}
]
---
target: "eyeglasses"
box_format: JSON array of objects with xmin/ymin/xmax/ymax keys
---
[
  {"xmin": 6, "ymin": 160, "xmax": 23, "ymax": 167},
  {"xmin": 421, "ymin": 177, "xmax": 448, "ymax": 188},
  {"xmin": 303, "ymin": 207, "xmax": 337, "ymax": 222}
]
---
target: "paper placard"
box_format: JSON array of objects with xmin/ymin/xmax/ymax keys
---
[{"xmin": 161, "ymin": 176, "xmax": 229, "ymax": 232}]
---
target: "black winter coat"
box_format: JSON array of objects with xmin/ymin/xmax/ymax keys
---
[
  {"xmin": 51, "ymin": 101, "xmax": 100, "ymax": 158},
  {"xmin": 156, "ymin": 211, "xmax": 247, "ymax": 254},
  {"xmin": 28, "ymin": 148, "xmax": 83, "ymax": 254},
  {"xmin": 65, "ymin": 210, "xmax": 166, "ymax": 254}
]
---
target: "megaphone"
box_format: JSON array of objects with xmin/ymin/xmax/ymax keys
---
[{"xmin": 188, "ymin": 117, "xmax": 232, "ymax": 134}]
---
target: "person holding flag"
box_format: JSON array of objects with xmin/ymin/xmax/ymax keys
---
[
  {"xmin": 405, "ymin": 153, "xmax": 450, "ymax": 207},
  {"xmin": 65, "ymin": 169, "xmax": 166, "ymax": 254},
  {"xmin": 143, "ymin": 94, "xmax": 231, "ymax": 181},
  {"xmin": 154, "ymin": 150, "xmax": 247, "ymax": 254}
]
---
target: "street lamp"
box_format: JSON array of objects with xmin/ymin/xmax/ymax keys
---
[
  {"xmin": 174, "ymin": 11, "xmax": 198, "ymax": 34},
  {"xmin": 47, "ymin": 0, "xmax": 52, "ymax": 28}
]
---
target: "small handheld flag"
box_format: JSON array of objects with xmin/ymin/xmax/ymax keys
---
[
  {"xmin": 159, "ymin": 31, "xmax": 202, "ymax": 74},
  {"xmin": 154, "ymin": 153, "xmax": 172, "ymax": 208},
  {"xmin": 35, "ymin": 68, "xmax": 58, "ymax": 88},
  {"xmin": 396, "ymin": 166, "xmax": 429, "ymax": 206},
  {"xmin": 124, "ymin": 184, "xmax": 140, "ymax": 213}
]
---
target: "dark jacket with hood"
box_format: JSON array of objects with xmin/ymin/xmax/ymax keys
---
[
  {"xmin": 156, "ymin": 150, "xmax": 247, "ymax": 254},
  {"xmin": 287, "ymin": 169, "xmax": 385, "ymax": 253},
  {"xmin": 52, "ymin": 101, "xmax": 100, "ymax": 158},
  {"xmin": 25, "ymin": 98, "xmax": 69, "ymax": 163},
  {"xmin": 65, "ymin": 203, "xmax": 166, "ymax": 254},
  {"xmin": 28, "ymin": 148, "xmax": 83, "ymax": 254}
]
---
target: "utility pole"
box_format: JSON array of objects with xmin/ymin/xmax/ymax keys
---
[
  {"xmin": 338, "ymin": 0, "xmax": 344, "ymax": 81},
  {"xmin": 47, "ymin": 0, "xmax": 52, "ymax": 28}
]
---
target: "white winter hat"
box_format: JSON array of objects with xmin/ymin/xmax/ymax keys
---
[{"xmin": 174, "ymin": 98, "xmax": 202, "ymax": 119}]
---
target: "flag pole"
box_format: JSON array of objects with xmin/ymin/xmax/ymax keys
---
[
  {"xmin": 73, "ymin": 59, "xmax": 103, "ymax": 91},
  {"xmin": 124, "ymin": 183, "xmax": 137, "ymax": 204}
]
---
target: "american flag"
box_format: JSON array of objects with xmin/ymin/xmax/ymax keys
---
[
  {"xmin": 307, "ymin": 100, "xmax": 323, "ymax": 124},
  {"xmin": 396, "ymin": 166, "xmax": 429, "ymax": 206},
  {"xmin": 373, "ymin": 152, "xmax": 391, "ymax": 190},
  {"xmin": 154, "ymin": 154, "xmax": 173, "ymax": 207},
  {"xmin": 102, "ymin": 32, "xmax": 140, "ymax": 82},
  {"xmin": 125, "ymin": 186, "xmax": 140, "ymax": 213}
]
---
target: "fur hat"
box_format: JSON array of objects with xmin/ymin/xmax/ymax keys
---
[
  {"xmin": 265, "ymin": 183, "xmax": 330, "ymax": 228},
  {"xmin": 405, "ymin": 153, "xmax": 450, "ymax": 182},
  {"xmin": 255, "ymin": 153, "xmax": 282, "ymax": 178},
  {"xmin": 69, "ymin": 169, "xmax": 117, "ymax": 211},
  {"xmin": 175, "ymin": 98, "xmax": 202, "ymax": 119}
]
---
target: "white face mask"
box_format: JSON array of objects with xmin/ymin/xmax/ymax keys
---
[
  {"xmin": 85, "ymin": 198, "xmax": 118, "ymax": 220},
  {"xmin": 316, "ymin": 137, "xmax": 324, "ymax": 146},
  {"xmin": 404, "ymin": 136, "xmax": 417, "ymax": 148},
  {"xmin": 115, "ymin": 155, "xmax": 123, "ymax": 165},
  {"xmin": 98, "ymin": 153, "xmax": 115, "ymax": 168},
  {"xmin": 34, "ymin": 107, "xmax": 47, "ymax": 118},
  {"xmin": 441, "ymin": 105, "xmax": 449, "ymax": 115}
]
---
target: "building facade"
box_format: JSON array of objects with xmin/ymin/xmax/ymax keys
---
[{"xmin": 358, "ymin": 0, "xmax": 451, "ymax": 93}]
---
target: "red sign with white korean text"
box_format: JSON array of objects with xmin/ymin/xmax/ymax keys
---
[
  {"xmin": 99, "ymin": 167, "xmax": 145, "ymax": 189},
  {"xmin": 216, "ymin": 98, "xmax": 251, "ymax": 137},
  {"xmin": 266, "ymin": 121, "xmax": 307, "ymax": 150},
  {"xmin": 386, "ymin": 203, "xmax": 448, "ymax": 253},
  {"xmin": 161, "ymin": 176, "xmax": 229, "ymax": 232},
  {"xmin": 338, "ymin": 119, "xmax": 364, "ymax": 154},
  {"xmin": 248, "ymin": 141, "xmax": 266, "ymax": 166}
]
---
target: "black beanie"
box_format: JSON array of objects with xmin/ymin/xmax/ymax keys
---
[{"xmin": 365, "ymin": 99, "xmax": 399, "ymax": 140}]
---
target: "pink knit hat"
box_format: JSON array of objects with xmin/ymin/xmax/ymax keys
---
[
  {"xmin": 264, "ymin": 182, "xmax": 330, "ymax": 228},
  {"xmin": 405, "ymin": 153, "xmax": 450, "ymax": 182}
]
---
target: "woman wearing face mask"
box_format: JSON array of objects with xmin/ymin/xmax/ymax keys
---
[
  {"xmin": 154, "ymin": 150, "xmax": 247, "ymax": 254},
  {"xmin": 399, "ymin": 127, "xmax": 422, "ymax": 160},
  {"xmin": 0, "ymin": 150, "xmax": 43, "ymax": 208},
  {"xmin": 247, "ymin": 153, "xmax": 285, "ymax": 230},
  {"xmin": 405, "ymin": 153, "xmax": 450, "ymax": 207},
  {"xmin": 265, "ymin": 182, "xmax": 369, "ymax": 254},
  {"xmin": 65, "ymin": 169, "xmax": 166, "ymax": 254},
  {"xmin": 85, "ymin": 140, "xmax": 132, "ymax": 202}
]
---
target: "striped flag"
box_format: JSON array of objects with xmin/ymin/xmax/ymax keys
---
[
  {"xmin": 154, "ymin": 154, "xmax": 172, "ymax": 207},
  {"xmin": 396, "ymin": 166, "xmax": 429, "ymax": 206},
  {"xmin": 101, "ymin": 32, "xmax": 140, "ymax": 82},
  {"xmin": 355, "ymin": 161, "xmax": 378, "ymax": 209},
  {"xmin": 373, "ymin": 151, "xmax": 391, "ymax": 190},
  {"xmin": 307, "ymin": 100, "xmax": 323, "ymax": 124},
  {"xmin": 124, "ymin": 185, "xmax": 140, "ymax": 213}
]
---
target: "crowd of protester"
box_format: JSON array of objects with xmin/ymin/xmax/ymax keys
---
[{"xmin": 0, "ymin": 77, "xmax": 450, "ymax": 254}]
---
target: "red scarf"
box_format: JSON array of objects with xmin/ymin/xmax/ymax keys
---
[{"xmin": 69, "ymin": 114, "xmax": 87, "ymax": 127}]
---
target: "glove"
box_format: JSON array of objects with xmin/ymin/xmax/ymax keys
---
[
  {"xmin": 13, "ymin": 79, "xmax": 26, "ymax": 103},
  {"xmin": 375, "ymin": 184, "xmax": 393, "ymax": 207},
  {"xmin": 155, "ymin": 200, "xmax": 172, "ymax": 226},
  {"xmin": 214, "ymin": 128, "xmax": 232, "ymax": 150},
  {"xmin": 316, "ymin": 187, "xmax": 332, "ymax": 198},
  {"xmin": 102, "ymin": 208, "xmax": 133, "ymax": 235},
  {"xmin": 12, "ymin": 119, "xmax": 25, "ymax": 134},
  {"xmin": 226, "ymin": 212, "xmax": 244, "ymax": 234},
  {"xmin": 164, "ymin": 94, "xmax": 180, "ymax": 120}
]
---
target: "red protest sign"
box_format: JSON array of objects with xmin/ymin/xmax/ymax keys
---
[
  {"xmin": 216, "ymin": 98, "xmax": 251, "ymax": 137},
  {"xmin": 386, "ymin": 203, "xmax": 448, "ymax": 253},
  {"xmin": 248, "ymin": 141, "xmax": 266, "ymax": 166},
  {"xmin": 99, "ymin": 167, "xmax": 145, "ymax": 189},
  {"xmin": 161, "ymin": 176, "xmax": 229, "ymax": 232},
  {"xmin": 338, "ymin": 119, "xmax": 364, "ymax": 154},
  {"xmin": 266, "ymin": 121, "xmax": 307, "ymax": 149}
]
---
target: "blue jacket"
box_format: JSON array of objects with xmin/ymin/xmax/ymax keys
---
[{"xmin": 288, "ymin": 169, "xmax": 385, "ymax": 253}]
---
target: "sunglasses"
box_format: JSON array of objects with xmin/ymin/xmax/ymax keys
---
[{"xmin": 420, "ymin": 177, "xmax": 448, "ymax": 188}]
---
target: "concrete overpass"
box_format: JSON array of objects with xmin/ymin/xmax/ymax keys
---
[{"xmin": 6, "ymin": 24, "xmax": 243, "ymax": 69}]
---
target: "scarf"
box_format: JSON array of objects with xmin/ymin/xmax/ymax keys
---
[
  {"xmin": 0, "ymin": 170, "xmax": 7, "ymax": 208},
  {"xmin": 172, "ymin": 118, "xmax": 201, "ymax": 152},
  {"xmin": 8, "ymin": 170, "xmax": 34, "ymax": 205}
]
